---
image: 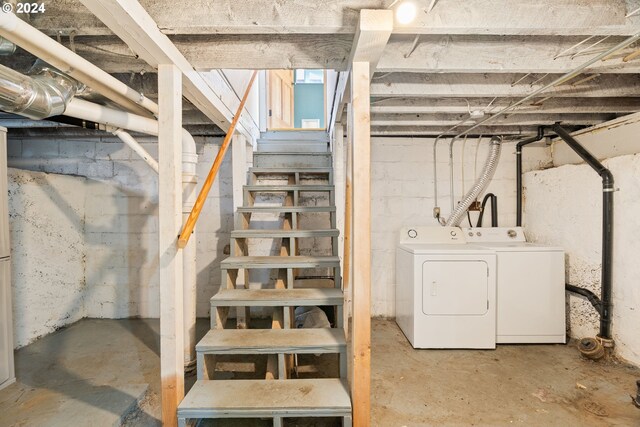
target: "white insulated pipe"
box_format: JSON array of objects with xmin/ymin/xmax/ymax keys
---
[
  {"xmin": 0, "ymin": 11, "xmax": 158, "ymax": 117},
  {"xmin": 112, "ymin": 129, "xmax": 159, "ymax": 174},
  {"xmin": 181, "ymin": 132, "xmax": 198, "ymax": 370}
]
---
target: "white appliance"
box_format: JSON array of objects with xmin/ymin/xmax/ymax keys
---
[
  {"xmin": 396, "ymin": 227, "xmax": 497, "ymax": 349},
  {"xmin": 0, "ymin": 127, "xmax": 14, "ymax": 390},
  {"xmin": 463, "ymin": 227, "xmax": 566, "ymax": 344}
]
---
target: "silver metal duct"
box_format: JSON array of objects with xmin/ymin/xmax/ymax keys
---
[
  {"xmin": 0, "ymin": 36, "xmax": 15, "ymax": 55},
  {"xmin": 0, "ymin": 61, "xmax": 78, "ymax": 119},
  {"xmin": 446, "ymin": 136, "xmax": 502, "ymax": 227}
]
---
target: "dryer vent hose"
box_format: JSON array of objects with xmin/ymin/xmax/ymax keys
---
[{"xmin": 446, "ymin": 136, "xmax": 502, "ymax": 227}]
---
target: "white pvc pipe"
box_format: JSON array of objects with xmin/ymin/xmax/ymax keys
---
[
  {"xmin": 181, "ymin": 132, "xmax": 198, "ymax": 370},
  {"xmin": 0, "ymin": 11, "xmax": 158, "ymax": 117},
  {"xmin": 112, "ymin": 129, "xmax": 159, "ymax": 173},
  {"xmin": 66, "ymin": 98, "xmax": 159, "ymax": 135}
]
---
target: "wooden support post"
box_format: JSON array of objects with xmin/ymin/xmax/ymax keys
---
[
  {"xmin": 232, "ymin": 133, "xmax": 250, "ymax": 328},
  {"xmin": 158, "ymin": 64, "xmax": 184, "ymax": 427},
  {"xmin": 350, "ymin": 61, "xmax": 371, "ymax": 427}
]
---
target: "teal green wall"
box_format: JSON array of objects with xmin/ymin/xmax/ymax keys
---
[{"xmin": 294, "ymin": 83, "xmax": 325, "ymax": 129}]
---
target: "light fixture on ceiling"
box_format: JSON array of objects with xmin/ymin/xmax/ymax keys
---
[{"xmin": 395, "ymin": 1, "xmax": 417, "ymax": 24}]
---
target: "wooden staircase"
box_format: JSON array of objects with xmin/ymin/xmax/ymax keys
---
[{"xmin": 179, "ymin": 132, "xmax": 352, "ymax": 426}]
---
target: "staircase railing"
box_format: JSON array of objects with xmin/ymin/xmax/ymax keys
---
[{"xmin": 177, "ymin": 70, "xmax": 258, "ymax": 249}]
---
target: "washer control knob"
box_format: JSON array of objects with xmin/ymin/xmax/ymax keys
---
[
  {"xmin": 476, "ymin": 232, "xmax": 482, "ymax": 236},
  {"xmin": 450, "ymin": 230, "xmax": 457, "ymax": 237},
  {"xmin": 468, "ymin": 232, "xmax": 473, "ymax": 237},
  {"xmin": 507, "ymin": 229, "xmax": 517, "ymax": 238},
  {"xmin": 408, "ymin": 229, "xmax": 418, "ymax": 239}
]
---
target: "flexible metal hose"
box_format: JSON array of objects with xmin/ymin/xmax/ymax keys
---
[{"xmin": 446, "ymin": 136, "xmax": 502, "ymax": 226}]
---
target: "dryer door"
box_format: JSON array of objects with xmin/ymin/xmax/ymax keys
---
[{"xmin": 422, "ymin": 260, "xmax": 489, "ymax": 315}]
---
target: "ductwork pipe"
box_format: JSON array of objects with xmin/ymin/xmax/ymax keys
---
[
  {"xmin": 0, "ymin": 63, "xmax": 199, "ymax": 368},
  {"xmin": 0, "ymin": 36, "xmax": 15, "ymax": 55},
  {"xmin": 0, "ymin": 63, "xmax": 78, "ymax": 119},
  {"xmin": 446, "ymin": 136, "xmax": 502, "ymax": 227},
  {"xmin": 0, "ymin": 11, "xmax": 157, "ymax": 117}
]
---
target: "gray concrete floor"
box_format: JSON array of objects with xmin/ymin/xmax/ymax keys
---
[{"xmin": 1, "ymin": 318, "xmax": 639, "ymax": 426}]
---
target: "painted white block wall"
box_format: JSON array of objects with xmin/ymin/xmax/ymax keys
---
[
  {"xmin": 7, "ymin": 136, "xmax": 235, "ymax": 345},
  {"xmin": 8, "ymin": 168, "xmax": 87, "ymax": 347},
  {"xmin": 524, "ymin": 140, "xmax": 640, "ymax": 366},
  {"xmin": 370, "ymin": 137, "xmax": 551, "ymax": 316}
]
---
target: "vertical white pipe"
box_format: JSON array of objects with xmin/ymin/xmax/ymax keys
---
[{"xmin": 181, "ymin": 130, "xmax": 198, "ymax": 370}]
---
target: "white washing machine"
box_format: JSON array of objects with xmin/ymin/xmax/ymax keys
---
[
  {"xmin": 395, "ymin": 227, "xmax": 497, "ymax": 349},
  {"xmin": 463, "ymin": 227, "xmax": 566, "ymax": 344}
]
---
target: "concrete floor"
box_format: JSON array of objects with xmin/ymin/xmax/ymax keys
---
[{"xmin": 1, "ymin": 318, "xmax": 639, "ymax": 426}]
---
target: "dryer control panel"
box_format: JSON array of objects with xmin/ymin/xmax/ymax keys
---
[
  {"xmin": 462, "ymin": 227, "xmax": 526, "ymax": 243},
  {"xmin": 399, "ymin": 226, "xmax": 466, "ymax": 244}
]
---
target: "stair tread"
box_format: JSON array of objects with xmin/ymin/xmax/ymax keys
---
[
  {"xmin": 196, "ymin": 328, "xmax": 346, "ymax": 354},
  {"xmin": 250, "ymin": 167, "xmax": 332, "ymax": 173},
  {"xmin": 237, "ymin": 206, "xmax": 335, "ymax": 213},
  {"xmin": 178, "ymin": 379, "xmax": 351, "ymax": 418},
  {"xmin": 210, "ymin": 288, "xmax": 343, "ymax": 306},
  {"xmin": 221, "ymin": 255, "xmax": 339, "ymax": 269},
  {"xmin": 231, "ymin": 229, "xmax": 339, "ymax": 238},
  {"xmin": 245, "ymin": 184, "xmax": 333, "ymax": 191},
  {"xmin": 255, "ymin": 151, "xmax": 330, "ymax": 156}
]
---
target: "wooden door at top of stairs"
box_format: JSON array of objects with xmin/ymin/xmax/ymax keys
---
[{"xmin": 268, "ymin": 70, "xmax": 294, "ymax": 129}]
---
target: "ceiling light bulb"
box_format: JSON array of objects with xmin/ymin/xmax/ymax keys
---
[{"xmin": 396, "ymin": 2, "xmax": 417, "ymax": 25}]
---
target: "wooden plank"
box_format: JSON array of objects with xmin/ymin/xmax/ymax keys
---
[
  {"xmin": 236, "ymin": 206, "xmax": 335, "ymax": 214},
  {"xmin": 350, "ymin": 61, "xmax": 372, "ymax": 427},
  {"xmin": 244, "ymin": 185, "xmax": 334, "ymax": 192},
  {"xmin": 37, "ymin": 0, "xmax": 638, "ymax": 37},
  {"xmin": 370, "ymin": 73, "xmax": 640, "ymax": 98},
  {"xmin": 196, "ymin": 328, "xmax": 346, "ymax": 354},
  {"xmin": 220, "ymin": 255, "xmax": 340, "ymax": 269},
  {"xmin": 370, "ymin": 97, "xmax": 640, "ymax": 115},
  {"xmin": 158, "ymin": 64, "xmax": 184, "ymax": 427},
  {"xmin": 178, "ymin": 379, "xmax": 351, "ymax": 419},
  {"xmin": 231, "ymin": 229, "xmax": 339, "ymax": 238},
  {"xmin": 210, "ymin": 288, "xmax": 344, "ymax": 307},
  {"xmin": 378, "ymin": 35, "xmax": 640, "ymax": 74}
]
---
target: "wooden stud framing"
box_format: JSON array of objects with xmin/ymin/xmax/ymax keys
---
[
  {"xmin": 158, "ymin": 64, "xmax": 184, "ymax": 427},
  {"xmin": 350, "ymin": 61, "xmax": 372, "ymax": 427}
]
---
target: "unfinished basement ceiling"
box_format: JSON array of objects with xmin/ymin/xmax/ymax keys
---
[{"xmin": 1, "ymin": 0, "xmax": 640, "ymax": 137}]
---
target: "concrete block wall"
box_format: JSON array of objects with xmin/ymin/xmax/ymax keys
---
[
  {"xmin": 524, "ymin": 151, "xmax": 640, "ymax": 366},
  {"xmin": 8, "ymin": 168, "xmax": 87, "ymax": 347},
  {"xmin": 7, "ymin": 135, "xmax": 234, "ymax": 345},
  {"xmin": 369, "ymin": 137, "xmax": 551, "ymax": 316}
]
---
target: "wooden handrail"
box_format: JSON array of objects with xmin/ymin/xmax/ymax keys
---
[{"xmin": 177, "ymin": 70, "xmax": 258, "ymax": 249}]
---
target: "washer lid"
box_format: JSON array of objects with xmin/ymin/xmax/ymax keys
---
[{"xmin": 398, "ymin": 242, "xmax": 495, "ymax": 255}]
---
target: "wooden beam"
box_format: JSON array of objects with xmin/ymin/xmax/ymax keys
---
[
  {"xmin": 158, "ymin": 64, "xmax": 184, "ymax": 427},
  {"xmin": 9, "ymin": 32, "xmax": 640, "ymax": 73},
  {"xmin": 377, "ymin": 35, "xmax": 640, "ymax": 74},
  {"xmin": 34, "ymin": 0, "xmax": 639, "ymax": 36},
  {"xmin": 370, "ymin": 125, "xmax": 581, "ymax": 136},
  {"xmin": 370, "ymin": 97, "xmax": 640, "ymax": 115},
  {"xmin": 370, "ymin": 112, "xmax": 616, "ymax": 127},
  {"xmin": 371, "ymin": 73, "xmax": 640, "ymax": 98},
  {"xmin": 330, "ymin": 9, "xmax": 392, "ymax": 135},
  {"xmin": 77, "ymin": 0, "xmax": 259, "ymax": 142},
  {"xmin": 350, "ymin": 60, "xmax": 371, "ymax": 427}
]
